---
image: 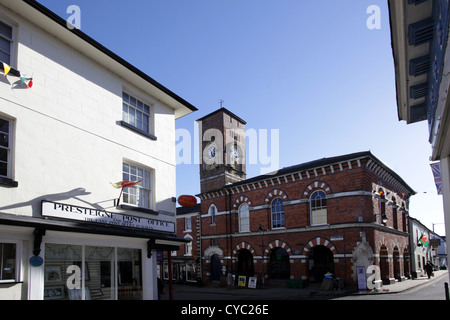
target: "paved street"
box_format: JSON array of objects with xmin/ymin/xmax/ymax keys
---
[
  {"xmin": 335, "ymin": 270, "xmax": 449, "ymax": 300},
  {"xmin": 161, "ymin": 270, "xmax": 449, "ymax": 301}
]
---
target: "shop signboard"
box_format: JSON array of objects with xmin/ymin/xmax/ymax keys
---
[{"xmin": 42, "ymin": 201, "xmax": 175, "ymax": 233}]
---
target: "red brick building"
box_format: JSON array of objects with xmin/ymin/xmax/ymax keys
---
[{"xmin": 175, "ymin": 108, "xmax": 415, "ymax": 287}]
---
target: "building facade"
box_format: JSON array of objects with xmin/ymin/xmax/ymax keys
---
[
  {"xmin": 389, "ymin": 0, "xmax": 450, "ymax": 277},
  {"xmin": 409, "ymin": 217, "xmax": 434, "ymax": 278},
  {"xmin": 163, "ymin": 204, "xmax": 201, "ymax": 284},
  {"xmin": 180, "ymin": 108, "xmax": 416, "ymax": 288},
  {"xmin": 0, "ymin": 0, "xmax": 196, "ymax": 300}
]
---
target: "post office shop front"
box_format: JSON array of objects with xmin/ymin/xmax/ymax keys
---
[{"xmin": 0, "ymin": 206, "xmax": 186, "ymax": 300}]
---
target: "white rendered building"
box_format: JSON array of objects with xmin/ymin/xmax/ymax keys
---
[{"xmin": 0, "ymin": 0, "xmax": 196, "ymax": 300}]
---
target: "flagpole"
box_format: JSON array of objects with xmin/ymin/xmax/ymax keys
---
[{"xmin": 117, "ymin": 187, "xmax": 124, "ymax": 206}]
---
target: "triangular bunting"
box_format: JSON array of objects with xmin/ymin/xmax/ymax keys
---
[{"xmin": 2, "ymin": 62, "xmax": 11, "ymax": 76}]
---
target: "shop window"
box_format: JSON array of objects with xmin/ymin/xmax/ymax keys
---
[
  {"xmin": 186, "ymin": 262, "xmax": 196, "ymax": 282},
  {"xmin": 0, "ymin": 243, "xmax": 16, "ymax": 282},
  {"xmin": 44, "ymin": 244, "xmax": 142, "ymax": 300}
]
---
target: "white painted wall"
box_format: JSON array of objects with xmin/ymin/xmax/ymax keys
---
[{"xmin": 0, "ymin": 3, "xmax": 177, "ymax": 223}]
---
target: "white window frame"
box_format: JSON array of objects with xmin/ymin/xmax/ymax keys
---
[
  {"xmin": 0, "ymin": 17, "xmax": 17, "ymax": 68},
  {"xmin": 310, "ymin": 190, "xmax": 327, "ymax": 226},
  {"xmin": 271, "ymin": 198, "xmax": 285, "ymax": 229},
  {"xmin": 0, "ymin": 240, "xmax": 22, "ymax": 284},
  {"xmin": 208, "ymin": 204, "xmax": 217, "ymax": 225},
  {"xmin": 0, "ymin": 115, "xmax": 13, "ymax": 180},
  {"xmin": 238, "ymin": 203, "xmax": 250, "ymax": 233},
  {"xmin": 122, "ymin": 91, "xmax": 154, "ymax": 135},
  {"xmin": 184, "ymin": 217, "xmax": 192, "ymax": 232},
  {"xmin": 122, "ymin": 161, "xmax": 154, "ymax": 210},
  {"xmin": 184, "ymin": 235, "xmax": 193, "ymax": 256}
]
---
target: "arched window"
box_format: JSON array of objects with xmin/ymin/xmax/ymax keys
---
[
  {"xmin": 271, "ymin": 198, "xmax": 285, "ymax": 229},
  {"xmin": 184, "ymin": 235, "xmax": 193, "ymax": 256},
  {"xmin": 238, "ymin": 203, "xmax": 250, "ymax": 232},
  {"xmin": 208, "ymin": 204, "xmax": 217, "ymax": 224},
  {"xmin": 310, "ymin": 190, "xmax": 327, "ymax": 225}
]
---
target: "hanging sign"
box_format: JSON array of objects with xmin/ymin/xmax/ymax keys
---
[
  {"xmin": 42, "ymin": 201, "xmax": 175, "ymax": 233},
  {"xmin": 29, "ymin": 256, "xmax": 44, "ymax": 267},
  {"xmin": 178, "ymin": 195, "xmax": 197, "ymax": 207}
]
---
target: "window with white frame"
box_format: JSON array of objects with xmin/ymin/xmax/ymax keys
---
[
  {"xmin": 208, "ymin": 204, "xmax": 217, "ymax": 224},
  {"xmin": 122, "ymin": 162, "xmax": 153, "ymax": 209},
  {"xmin": 122, "ymin": 92, "xmax": 152, "ymax": 135},
  {"xmin": 0, "ymin": 19, "xmax": 13, "ymax": 66},
  {"xmin": 310, "ymin": 190, "xmax": 327, "ymax": 225},
  {"xmin": 184, "ymin": 235, "xmax": 193, "ymax": 256},
  {"xmin": 271, "ymin": 198, "xmax": 285, "ymax": 229},
  {"xmin": 185, "ymin": 217, "xmax": 192, "ymax": 231},
  {"xmin": 239, "ymin": 203, "xmax": 250, "ymax": 232},
  {"xmin": 0, "ymin": 117, "xmax": 12, "ymax": 179},
  {"xmin": 0, "ymin": 242, "xmax": 16, "ymax": 282}
]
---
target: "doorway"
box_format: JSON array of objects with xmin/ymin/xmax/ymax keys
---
[
  {"xmin": 308, "ymin": 245, "xmax": 334, "ymax": 282},
  {"xmin": 269, "ymin": 248, "xmax": 290, "ymax": 279},
  {"xmin": 237, "ymin": 249, "xmax": 254, "ymax": 277},
  {"xmin": 210, "ymin": 254, "xmax": 221, "ymax": 281}
]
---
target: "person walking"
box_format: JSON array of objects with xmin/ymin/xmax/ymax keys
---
[{"xmin": 424, "ymin": 261, "xmax": 434, "ymax": 279}]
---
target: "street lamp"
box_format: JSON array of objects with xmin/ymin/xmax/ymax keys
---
[{"xmin": 373, "ymin": 189, "xmax": 389, "ymax": 224}]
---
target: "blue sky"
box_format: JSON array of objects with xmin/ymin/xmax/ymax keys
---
[{"xmin": 39, "ymin": 0, "xmax": 446, "ymax": 235}]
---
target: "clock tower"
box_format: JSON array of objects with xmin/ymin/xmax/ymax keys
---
[{"xmin": 197, "ymin": 107, "xmax": 247, "ymax": 194}]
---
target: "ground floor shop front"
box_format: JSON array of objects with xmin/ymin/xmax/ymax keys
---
[
  {"xmin": 198, "ymin": 225, "xmax": 411, "ymax": 289},
  {"xmin": 0, "ymin": 213, "xmax": 185, "ymax": 300}
]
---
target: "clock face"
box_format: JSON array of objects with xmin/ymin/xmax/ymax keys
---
[
  {"xmin": 207, "ymin": 145, "xmax": 216, "ymax": 159},
  {"xmin": 232, "ymin": 145, "xmax": 240, "ymax": 159}
]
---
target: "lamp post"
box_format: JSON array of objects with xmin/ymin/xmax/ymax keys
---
[
  {"xmin": 257, "ymin": 224, "xmax": 266, "ymax": 288},
  {"xmin": 374, "ymin": 189, "xmax": 388, "ymax": 224}
]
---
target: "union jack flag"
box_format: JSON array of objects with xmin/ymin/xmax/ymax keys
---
[{"xmin": 430, "ymin": 162, "xmax": 442, "ymax": 195}]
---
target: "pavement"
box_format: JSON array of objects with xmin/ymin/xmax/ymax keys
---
[{"xmin": 161, "ymin": 270, "xmax": 449, "ymax": 300}]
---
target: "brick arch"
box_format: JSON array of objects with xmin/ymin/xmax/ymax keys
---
[
  {"xmin": 264, "ymin": 239, "xmax": 292, "ymax": 256},
  {"xmin": 233, "ymin": 241, "xmax": 256, "ymax": 256},
  {"xmin": 302, "ymin": 180, "xmax": 332, "ymax": 198},
  {"xmin": 233, "ymin": 196, "xmax": 252, "ymax": 210},
  {"xmin": 264, "ymin": 189, "xmax": 289, "ymax": 204},
  {"xmin": 302, "ymin": 237, "xmax": 338, "ymax": 255}
]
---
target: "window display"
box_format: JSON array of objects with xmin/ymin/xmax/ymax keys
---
[{"xmin": 44, "ymin": 244, "xmax": 142, "ymax": 300}]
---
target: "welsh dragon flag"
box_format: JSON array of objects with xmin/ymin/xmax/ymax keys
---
[{"xmin": 419, "ymin": 234, "xmax": 429, "ymax": 247}]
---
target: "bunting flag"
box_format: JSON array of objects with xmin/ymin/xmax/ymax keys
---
[
  {"xmin": 1, "ymin": 60, "xmax": 33, "ymax": 88},
  {"xmin": 2, "ymin": 62, "xmax": 11, "ymax": 76},
  {"xmin": 430, "ymin": 162, "xmax": 442, "ymax": 195},
  {"xmin": 20, "ymin": 72, "xmax": 28, "ymax": 84}
]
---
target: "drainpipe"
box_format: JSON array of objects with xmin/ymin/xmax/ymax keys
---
[{"xmin": 227, "ymin": 187, "xmax": 233, "ymax": 273}]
